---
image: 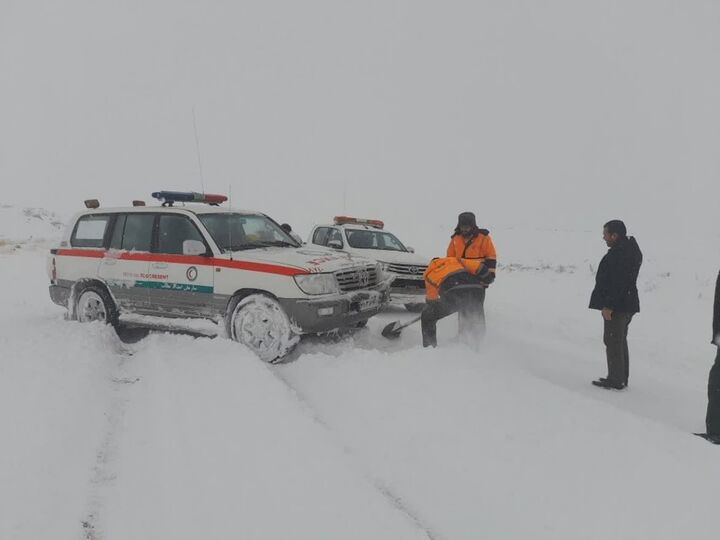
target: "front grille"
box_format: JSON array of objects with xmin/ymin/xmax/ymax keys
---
[
  {"xmin": 335, "ymin": 265, "xmax": 378, "ymax": 292},
  {"xmin": 386, "ymin": 262, "xmax": 427, "ymax": 277}
]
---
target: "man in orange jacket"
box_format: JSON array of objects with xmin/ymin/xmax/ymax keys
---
[{"xmin": 421, "ymin": 212, "xmax": 497, "ymax": 348}]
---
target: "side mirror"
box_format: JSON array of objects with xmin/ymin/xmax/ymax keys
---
[
  {"xmin": 406, "ymin": 246, "xmax": 415, "ymax": 253},
  {"xmin": 327, "ymin": 240, "xmax": 343, "ymax": 249},
  {"xmin": 183, "ymin": 239, "xmax": 208, "ymax": 256}
]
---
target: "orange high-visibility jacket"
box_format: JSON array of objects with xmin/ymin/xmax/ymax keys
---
[
  {"xmin": 423, "ymin": 230, "xmax": 497, "ymax": 301},
  {"xmin": 447, "ymin": 230, "xmax": 497, "ymax": 263},
  {"xmin": 447, "ymin": 231, "xmax": 497, "ymax": 277},
  {"xmin": 423, "ymin": 256, "xmax": 489, "ymax": 301}
]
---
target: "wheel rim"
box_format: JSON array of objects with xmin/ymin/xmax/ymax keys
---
[
  {"xmin": 232, "ymin": 298, "xmax": 291, "ymax": 361},
  {"xmin": 77, "ymin": 291, "xmax": 107, "ymax": 323}
]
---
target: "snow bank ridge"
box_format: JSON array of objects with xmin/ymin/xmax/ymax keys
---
[{"xmin": 0, "ymin": 204, "xmax": 65, "ymax": 250}]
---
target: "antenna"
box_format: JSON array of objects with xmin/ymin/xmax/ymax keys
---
[
  {"xmin": 192, "ymin": 107, "xmax": 205, "ymax": 195},
  {"xmin": 228, "ymin": 184, "xmax": 233, "ymax": 260}
]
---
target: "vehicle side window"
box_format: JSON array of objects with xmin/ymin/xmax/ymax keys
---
[
  {"xmin": 109, "ymin": 214, "xmax": 126, "ymax": 249},
  {"xmin": 120, "ymin": 214, "xmax": 154, "ymax": 252},
  {"xmin": 157, "ymin": 215, "xmax": 206, "ymax": 255},
  {"xmin": 71, "ymin": 215, "xmax": 111, "ymax": 248},
  {"xmin": 312, "ymin": 227, "xmax": 329, "ymax": 246},
  {"xmin": 327, "ymin": 228, "xmax": 344, "ymax": 247}
]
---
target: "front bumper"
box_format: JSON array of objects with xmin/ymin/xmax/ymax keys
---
[
  {"xmin": 389, "ymin": 277, "xmax": 425, "ymax": 305},
  {"xmin": 49, "ymin": 284, "xmax": 71, "ymax": 308},
  {"xmin": 279, "ymin": 278, "xmax": 392, "ymax": 334},
  {"xmin": 389, "ymin": 288, "xmax": 425, "ymax": 305}
]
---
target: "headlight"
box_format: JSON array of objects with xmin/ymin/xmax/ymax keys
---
[
  {"xmin": 376, "ymin": 262, "xmax": 391, "ymax": 280},
  {"xmin": 294, "ymin": 273, "xmax": 339, "ymax": 295}
]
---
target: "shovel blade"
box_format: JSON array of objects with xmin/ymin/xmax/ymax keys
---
[{"xmin": 381, "ymin": 320, "xmax": 403, "ymax": 339}]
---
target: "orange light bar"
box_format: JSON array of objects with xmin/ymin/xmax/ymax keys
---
[
  {"xmin": 333, "ymin": 216, "xmax": 384, "ymax": 229},
  {"xmin": 84, "ymin": 199, "xmax": 100, "ymax": 209}
]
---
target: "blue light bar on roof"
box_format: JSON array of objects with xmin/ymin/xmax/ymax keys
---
[{"xmin": 151, "ymin": 191, "xmax": 228, "ymax": 205}]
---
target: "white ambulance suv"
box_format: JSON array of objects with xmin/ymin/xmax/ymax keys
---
[
  {"xmin": 48, "ymin": 192, "xmax": 393, "ymax": 362},
  {"xmin": 308, "ymin": 217, "xmax": 429, "ymax": 312}
]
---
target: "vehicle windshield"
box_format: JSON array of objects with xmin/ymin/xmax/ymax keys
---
[
  {"xmin": 198, "ymin": 213, "xmax": 300, "ymax": 252},
  {"xmin": 345, "ymin": 229, "xmax": 408, "ymax": 251}
]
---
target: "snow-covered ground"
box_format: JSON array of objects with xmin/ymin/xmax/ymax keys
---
[
  {"xmin": 2, "ymin": 0, "xmax": 719, "ymax": 536},
  {"xmin": 2, "ymin": 205, "xmax": 718, "ymax": 540}
]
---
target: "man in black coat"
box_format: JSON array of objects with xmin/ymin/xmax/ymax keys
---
[
  {"xmin": 589, "ymin": 220, "xmax": 643, "ymax": 390},
  {"xmin": 703, "ymin": 270, "xmax": 720, "ymax": 441}
]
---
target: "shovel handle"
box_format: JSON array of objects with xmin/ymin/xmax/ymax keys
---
[{"xmin": 401, "ymin": 314, "xmax": 423, "ymax": 329}]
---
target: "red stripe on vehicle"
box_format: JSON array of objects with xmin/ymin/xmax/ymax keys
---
[
  {"xmin": 56, "ymin": 249, "xmax": 106, "ymax": 258},
  {"xmin": 214, "ymin": 258, "xmax": 305, "ymax": 276},
  {"xmin": 54, "ymin": 249, "xmax": 307, "ymax": 276}
]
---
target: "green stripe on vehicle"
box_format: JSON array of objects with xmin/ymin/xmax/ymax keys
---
[{"xmin": 135, "ymin": 281, "xmax": 214, "ymax": 294}]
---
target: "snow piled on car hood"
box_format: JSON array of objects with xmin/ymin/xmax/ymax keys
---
[{"xmin": 359, "ymin": 248, "xmax": 430, "ymax": 267}]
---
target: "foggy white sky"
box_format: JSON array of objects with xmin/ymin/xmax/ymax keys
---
[{"xmin": 1, "ymin": 0, "xmax": 718, "ymax": 249}]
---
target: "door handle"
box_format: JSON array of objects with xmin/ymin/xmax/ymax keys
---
[{"xmin": 152, "ymin": 263, "xmax": 169, "ymax": 269}]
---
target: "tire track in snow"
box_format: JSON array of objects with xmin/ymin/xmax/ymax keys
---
[
  {"xmin": 79, "ymin": 345, "xmax": 139, "ymax": 540},
  {"xmin": 491, "ymin": 327, "xmax": 703, "ymax": 432},
  {"xmin": 271, "ymin": 366, "xmax": 445, "ymax": 540}
]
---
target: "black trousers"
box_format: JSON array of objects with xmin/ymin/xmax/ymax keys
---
[
  {"xmin": 421, "ymin": 287, "xmax": 486, "ymax": 348},
  {"xmin": 603, "ymin": 312, "xmax": 634, "ymax": 386},
  {"xmin": 707, "ymin": 348, "xmax": 720, "ymax": 435}
]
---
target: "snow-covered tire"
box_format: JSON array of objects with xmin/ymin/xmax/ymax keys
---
[
  {"xmin": 226, "ymin": 294, "xmax": 299, "ymax": 363},
  {"xmin": 404, "ymin": 303, "xmax": 425, "ymax": 313},
  {"xmin": 75, "ymin": 284, "xmax": 119, "ymax": 327}
]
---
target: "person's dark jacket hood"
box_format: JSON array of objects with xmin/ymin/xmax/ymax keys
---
[
  {"xmin": 589, "ymin": 236, "xmax": 643, "ymax": 313},
  {"xmin": 713, "ymin": 270, "xmax": 720, "ymax": 345}
]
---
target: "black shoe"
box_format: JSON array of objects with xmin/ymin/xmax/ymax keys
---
[
  {"xmin": 598, "ymin": 377, "xmax": 629, "ymax": 387},
  {"xmin": 592, "ymin": 379, "xmax": 626, "ymax": 390},
  {"xmin": 694, "ymin": 433, "xmax": 720, "ymax": 445}
]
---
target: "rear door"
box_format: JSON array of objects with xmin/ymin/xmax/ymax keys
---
[
  {"xmin": 312, "ymin": 227, "xmax": 344, "ymax": 249},
  {"xmin": 99, "ymin": 213, "xmax": 154, "ymax": 312},
  {"xmin": 145, "ymin": 214, "xmax": 215, "ymax": 318},
  {"xmin": 62, "ymin": 213, "xmax": 113, "ymax": 285}
]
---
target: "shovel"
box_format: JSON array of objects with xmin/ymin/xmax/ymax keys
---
[{"xmin": 381, "ymin": 314, "xmax": 423, "ymax": 339}]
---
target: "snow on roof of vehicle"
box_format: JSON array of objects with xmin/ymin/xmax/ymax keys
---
[
  {"xmin": 76, "ymin": 205, "xmax": 262, "ymax": 216},
  {"xmin": 76, "ymin": 191, "xmax": 261, "ymax": 216}
]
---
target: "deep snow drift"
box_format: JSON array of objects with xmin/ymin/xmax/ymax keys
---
[{"xmin": 1, "ymin": 204, "xmax": 718, "ymax": 540}]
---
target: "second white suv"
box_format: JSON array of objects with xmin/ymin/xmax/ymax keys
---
[{"xmin": 308, "ymin": 217, "xmax": 429, "ymax": 312}]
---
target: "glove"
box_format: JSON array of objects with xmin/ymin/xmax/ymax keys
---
[{"xmin": 476, "ymin": 264, "xmax": 494, "ymax": 285}]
